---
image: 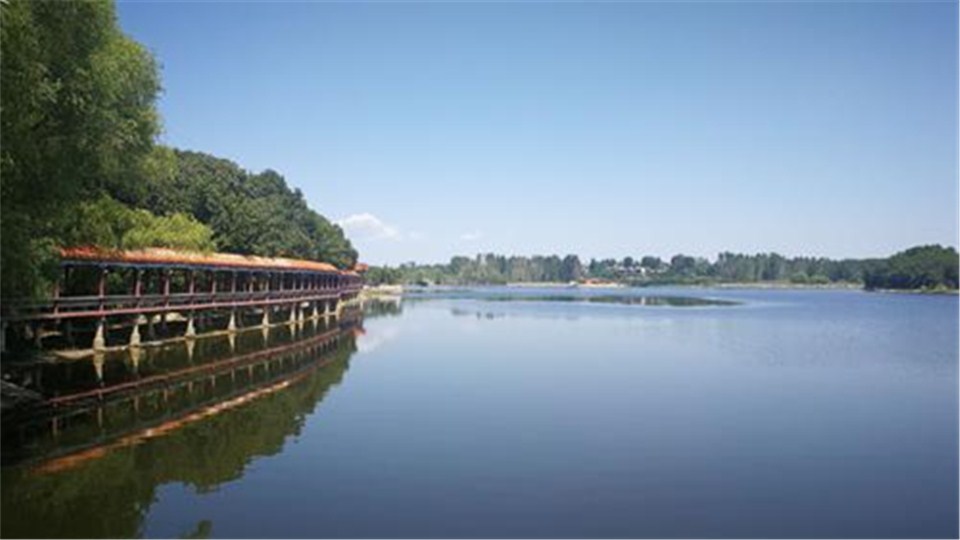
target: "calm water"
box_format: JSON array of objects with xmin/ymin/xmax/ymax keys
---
[{"xmin": 1, "ymin": 288, "xmax": 957, "ymax": 538}]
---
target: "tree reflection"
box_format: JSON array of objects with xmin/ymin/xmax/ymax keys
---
[{"xmin": 1, "ymin": 315, "xmax": 361, "ymax": 539}]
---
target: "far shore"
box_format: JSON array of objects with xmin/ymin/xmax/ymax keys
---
[{"xmin": 364, "ymin": 281, "xmax": 958, "ymax": 295}]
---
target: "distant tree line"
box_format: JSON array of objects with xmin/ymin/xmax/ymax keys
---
[
  {"xmin": 1, "ymin": 0, "xmax": 355, "ymax": 298},
  {"xmin": 366, "ymin": 245, "xmax": 959, "ymax": 291}
]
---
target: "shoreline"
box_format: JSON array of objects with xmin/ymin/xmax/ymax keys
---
[{"xmin": 366, "ymin": 281, "xmax": 958, "ymax": 295}]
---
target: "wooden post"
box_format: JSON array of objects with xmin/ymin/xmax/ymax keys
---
[
  {"xmin": 133, "ymin": 269, "xmax": 142, "ymax": 299},
  {"xmin": 97, "ymin": 267, "xmax": 108, "ymax": 314},
  {"xmin": 162, "ymin": 270, "xmax": 171, "ymax": 306},
  {"xmin": 161, "ymin": 269, "xmax": 171, "ymax": 333},
  {"xmin": 52, "ymin": 273, "xmax": 61, "ymax": 316}
]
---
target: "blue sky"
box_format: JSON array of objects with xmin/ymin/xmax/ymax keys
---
[{"xmin": 117, "ymin": 1, "xmax": 958, "ymax": 265}]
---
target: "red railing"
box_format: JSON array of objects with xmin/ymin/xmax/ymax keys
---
[{"xmin": 2, "ymin": 284, "xmax": 362, "ymax": 322}]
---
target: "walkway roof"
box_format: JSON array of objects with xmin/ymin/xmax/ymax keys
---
[{"xmin": 60, "ymin": 247, "xmax": 345, "ymax": 274}]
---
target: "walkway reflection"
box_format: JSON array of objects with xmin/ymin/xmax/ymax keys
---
[{"xmin": 0, "ymin": 307, "xmax": 365, "ymax": 539}]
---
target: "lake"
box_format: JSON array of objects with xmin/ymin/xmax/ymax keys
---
[{"xmin": 1, "ymin": 287, "xmax": 957, "ymax": 538}]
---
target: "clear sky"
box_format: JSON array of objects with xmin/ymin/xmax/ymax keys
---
[{"xmin": 117, "ymin": 1, "xmax": 958, "ymax": 265}]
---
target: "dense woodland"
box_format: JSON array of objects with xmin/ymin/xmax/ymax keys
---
[
  {"xmin": 0, "ymin": 0, "xmax": 356, "ymax": 298},
  {"xmin": 367, "ymin": 245, "xmax": 959, "ymax": 291}
]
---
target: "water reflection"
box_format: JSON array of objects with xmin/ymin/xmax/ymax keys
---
[
  {"xmin": 2, "ymin": 292, "xmax": 955, "ymax": 538},
  {"xmin": 404, "ymin": 287, "xmax": 738, "ymax": 307},
  {"xmin": 1, "ymin": 307, "xmax": 365, "ymax": 539},
  {"xmin": 486, "ymin": 294, "xmax": 737, "ymax": 306}
]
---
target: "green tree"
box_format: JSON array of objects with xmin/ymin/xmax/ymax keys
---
[
  {"xmin": 863, "ymin": 245, "xmax": 959, "ymax": 290},
  {"xmin": 149, "ymin": 151, "xmax": 357, "ymax": 268},
  {"xmin": 1, "ymin": 0, "xmax": 161, "ymax": 296},
  {"xmin": 59, "ymin": 196, "xmax": 216, "ymax": 252}
]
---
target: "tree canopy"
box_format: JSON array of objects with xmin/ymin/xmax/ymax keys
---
[
  {"xmin": 1, "ymin": 0, "xmax": 356, "ymax": 298},
  {"xmin": 863, "ymin": 245, "xmax": 959, "ymax": 291},
  {"xmin": 1, "ymin": 0, "xmax": 162, "ymax": 296},
  {"xmin": 140, "ymin": 150, "xmax": 357, "ymax": 269}
]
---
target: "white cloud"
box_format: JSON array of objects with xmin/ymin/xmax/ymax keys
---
[
  {"xmin": 356, "ymin": 323, "xmax": 401, "ymax": 354},
  {"xmin": 337, "ymin": 213, "xmax": 400, "ymax": 240},
  {"xmin": 459, "ymin": 231, "xmax": 483, "ymax": 242}
]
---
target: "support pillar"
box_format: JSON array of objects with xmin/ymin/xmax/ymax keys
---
[
  {"xmin": 93, "ymin": 318, "xmax": 107, "ymax": 351},
  {"xmin": 262, "ymin": 307, "xmax": 270, "ymax": 327},
  {"xmin": 93, "ymin": 352, "xmax": 105, "ymax": 382},
  {"xmin": 227, "ymin": 310, "xmax": 238, "ymax": 332},
  {"xmin": 130, "ymin": 318, "xmax": 142, "ymax": 347},
  {"xmin": 130, "ymin": 346, "xmax": 142, "ymax": 373},
  {"xmin": 312, "ymin": 303, "xmax": 320, "ymax": 319},
  {"xmin": 185, "ymin": 314, "xmax": 196, "ymax": 338},
  {"xmin": 289, "ymin": 304, "xmax": 297, "ymax": 324}
]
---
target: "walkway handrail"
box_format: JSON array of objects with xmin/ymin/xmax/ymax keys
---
[{"xmin": 1, "ymin": 285, "xmax": 363, "ymax": 322}]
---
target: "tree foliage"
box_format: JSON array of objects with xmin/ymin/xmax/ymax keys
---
[
  {"xmin": 140, "ymin": 150, "xmax": 357, "ymax": 269},
  {"xmin": 60, "ymin": 196, "xmax": 216, "ymax": 252},
  {"xmin": 1, "ymin": 0, "xmax": 160, "ymax": 296},
  {"xmin": 1, "ymin": 0, "xmax": 357, "ymax": 298},
  {"xmin": 863, "ymin": 245, "xmax": 959, "ymax": 291},
  {"xmin": 369, "ymin": 247, "xmax": 958, "ymax": 291}
]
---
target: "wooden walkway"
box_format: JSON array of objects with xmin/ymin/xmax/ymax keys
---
[{"xmin": 1, "ymin": 247, "xmax": 364, "ymax": 352}]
